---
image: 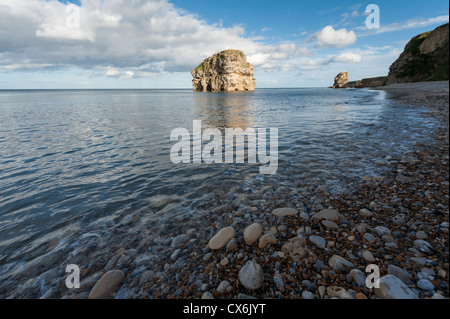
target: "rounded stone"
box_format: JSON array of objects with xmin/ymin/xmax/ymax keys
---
[
  {"xmin": 309, "ymin": 235, "xmax": 326, "ymax": 249},
  {"xmin": 417, "ymin": 279, "xmax": 434, "ymax": 291},
  {"xmin": 363, "ymin": 250, "xmax": 376, "ymax": 262},
  {"xmin": 208, "ymin": 227, "xmax": 235, "ymax": 250},
  {"xmin": 321, "ymin": 220, "xmax": 339, "ymax": 230},
  {"xmin": 359, "ymin": 209, "xmax": 373, "ymax": 217},
  {"xmin": 375, "ymin": 275, "xmax": 418, "ymax": 299},
  {"xmin": 258, "ymin": 233, "xmax": 277, "ymax": 249},
  {"xmin": 243, "ymin": 223, "xmax": 263, "ymax": 245},
  {"xmin": 311, "ymin": 209, "xmax": 340, "ymax": 222},
  {"xmin": 327, "ymin": 286, "xmax": 353, "ymax": 299},
  {"xmin": 272, "ymin": 208, "xmax": 298, "ymax": 217},
  {"xmin": 88, "ymin": 270, "xmax": 125, "ymax": 299},
  {"xmin": 302, "ymin": 291, "xmax": 315, "ymax": 299},
  {"xmin": 238, "ymin": 260, "xmax": 264, "ymax": 290}
]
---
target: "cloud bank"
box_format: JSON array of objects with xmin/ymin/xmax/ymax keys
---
[{"xmin": 0, "ymin": 0, "xmax": 363, "ymax": 80}]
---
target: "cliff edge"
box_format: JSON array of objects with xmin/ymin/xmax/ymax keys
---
[{"xmin": 386, "ymin": 23, "xmax": 449, "ymax": 85}]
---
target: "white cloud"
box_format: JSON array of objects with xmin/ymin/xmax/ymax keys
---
[
  {"xmin": 313, "ymin": 25, "xmax": 357, "ymax": 48},
  {"xmin": 357, "ymin": 15, "xmax": 449, "ymax": 35},
  {"xmin": 331, "ymin": 52, "xmax": 362, "ymax": 63},
  {"xmin": 0, "ymin": 0, "xmax": 316, "ymax": 78}
]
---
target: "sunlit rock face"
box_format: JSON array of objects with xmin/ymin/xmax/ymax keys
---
[{"xmin": 191, "ymin": 50, "xmax": 256, "ymax": 92}]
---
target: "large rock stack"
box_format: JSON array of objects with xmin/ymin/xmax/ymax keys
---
[{"xmin": 191, "ymin": 50, "xmax": 256, "ymax": 92}]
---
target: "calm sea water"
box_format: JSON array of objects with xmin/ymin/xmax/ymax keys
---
[{"xmin": 0, "ymin": 88, "xmax": 439, "ymax": 264}]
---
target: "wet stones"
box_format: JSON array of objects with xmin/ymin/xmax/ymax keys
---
[
  {"xmin": 88, "ymin": 270, "xmax": 125, "ymax": 299},
  {"xmin": 208, "ymin": 227, "xmax": 235, "ymax": 250}
]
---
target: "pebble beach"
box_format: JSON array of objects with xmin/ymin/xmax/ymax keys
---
[{"xmin": 0, "ymin": 82, "xmax": 448, "ymax": 300}]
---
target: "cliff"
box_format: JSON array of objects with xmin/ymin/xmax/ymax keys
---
[
  {"xmin": 191, "ymin": 50, "xmax": 256, "ymax": 92},
  {"xmin": 386, "ymin": 23, "xmax": 449, "ymax": 84}
]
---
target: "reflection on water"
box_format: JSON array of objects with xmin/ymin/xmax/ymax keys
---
[{"xmin": 193, "ymin": 91, "xmax": 255, "ymax": 129}]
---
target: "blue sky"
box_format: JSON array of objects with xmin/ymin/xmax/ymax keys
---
[{"xmin": 0, "ymin": 0, "xmax": 448, "ymax": 89}]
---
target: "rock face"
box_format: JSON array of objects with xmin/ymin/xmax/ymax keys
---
[
  {"xmin": 386, "ymin": 23, "xmax": 449, "ymax": 84},
  {"xmin": 191, "ymin": 50, "xmax": 256, "ymax": 92},
  {"xmin": 346, "ymin": 76, "xmax": 387, "ymax": 88},
  {"xmin": 332, "ymin": 71, "xmax": 348, "ymax": 88}
]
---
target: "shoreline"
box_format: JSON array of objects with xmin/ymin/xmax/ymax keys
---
[{"xmin": 0, "ymin": 84, "xmax": 448, "ymax": 299}]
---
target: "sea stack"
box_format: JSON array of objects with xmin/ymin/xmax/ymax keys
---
[
  {"xmin": 332, "ymin": 71, "xmax": 349, "ymax": 88},
  {"xmin": 191, "ymin": 50, "xmax": 256, "ymax": 92}
]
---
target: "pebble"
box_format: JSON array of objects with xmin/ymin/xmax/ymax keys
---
[
  {"xmin": 272, "ymin": 207, "xmax": 298, "ymax": 217},
  {"xmin": 387, "ymin": 265, "xmax": 413, "ymax": 285},
  {"xmin": 273, "ymin": 274, "xmax": 285, "ymax": 292},
  {"xmin": 170, "ymin": 249, "xmax": 182, "ymax": 261},
  {"xmin": 301, "ymin": 291, "xmax": 315, "ymax": 299},
  {"xmin": 363, "ymin": 233, "xmax": 376, "ymax": 243},
  {"xmin": 216, "ymin": 280, "xmax": 231, "ymax": 294},
  {"xmin": 258, "ymin": 233, "xmax": 277, "ymax": 249},
  {"xmin": 327, "ymin": 286, "xmax": 353, "ymax": 299},
  {"xmin": 220, "ymin": 257, "xmax": 229, "ymax": 266},
  {"xmin": 226, "ymin": 238, "xmax": 238, "ymax": 251},
  {"xmin": 208, "ymin": 227, "xmax": 235, "ymax": 250},
  {"xmin": 329, "ymin": 255, "xmax": 355, "ymax": 272},
  {"xmin": 349, "ymin": 269, "xmax": 366, "ymax": 287},
  {"xmin": 299, "ymin": 213, "xmax": 310, "ymax": 221},
  {"xmin": 318, "ymin": 286, "xmax": 326, "ymax": 299},
  {"xmin": 355, "ymin": 293, "xmax": 368, "ymax": 299},
  {"xmin": 431, "ymin": 293, "xmax": 446, "ymax": 299},
  {"xmin": 311, "ymin": 209, "xmax": 340, "ymax": 222},
  {"xmin": 321, "ymin": 220, "xmax": 339, "ymax": 230},
  {"xmin": 375, "ymin": 275, "xmax": 418, "ymax": 299},
  {"xmin": 359, "ymin": 209, "xmax": 373, "ymax": 218},
  {"xmin": 88, "ymin": 270, "xmax": 125, "ymax": 299},
  {"xmin": 243, "ymin": 223, "xmax": 263, "ymax": 245},
  {"xmin": 413, "ymin": 240, "xmax": 433, "ymax": 253},
  {"xmin": 375, "ymin": 226, "xmax": 391, "ymax": 237},
  {"xmin": 309, "ymin": 235, "xmax": 326, "ymax": 249},
  {"xmin": 201, "ymin": 291, "xmax": 214, "ymax": 299},
  {"xmin": 171, "ymin": 234, "xmax": 189, "ymax": 248},
  {"xmin": 392, "ymin": 215, "xmax": 405, "ymax": 226},
  {"xmin": 416, "ymin": 231, "xmax": 428, "ymax": 239},
  {"xmin": 238, "ymin": 260, "xmax": 264, "ymax": 290},
  {"xmin": 363, "ymin": 250, "xmax": 376, "ymax": 263},
  {"xmin": 417, "ymin": 279, "xmax": 435, "ymax": 291}
]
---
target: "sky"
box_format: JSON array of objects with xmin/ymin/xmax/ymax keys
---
[{"xmin": 0, "ymin": 0, "xmax": 448, "ymax": 89}]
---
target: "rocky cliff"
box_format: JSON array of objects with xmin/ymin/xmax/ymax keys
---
[
  {"xmin": 332, "ymin": 71, "xmax": 348, "ymax": 88},
  {"xmin": 191, "ymin": 50, "xmax": 256, "ymax": 92},
  {"xmin": 386, "ymin": 23, "xmax": 449, "ymax": 84}
]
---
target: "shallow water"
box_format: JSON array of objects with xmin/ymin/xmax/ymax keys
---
[{"xmin": 0, "ymin": 88, "xmax": 439, "ymax": 269}]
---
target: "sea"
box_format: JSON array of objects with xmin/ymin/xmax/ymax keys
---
[{"xmin": 0, "ymin": 88, "xmax": 440, "ymax": 288}]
